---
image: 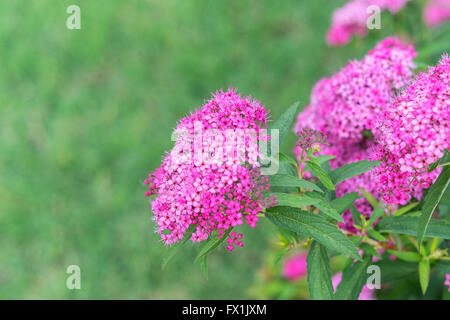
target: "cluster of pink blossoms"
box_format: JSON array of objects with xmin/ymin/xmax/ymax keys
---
[
  {"xmin": 373, "ymin": 57, "xmax": 450, "ymax": 204},
  {"xmin": 327, "ymin": 0, "xmax": 411, "ymax": 46},
  {"xmin": 295, "ymin": 38, "xmax": 416, "ymax": 232},
  {"xmin": 424, "ymin": 0, "xmax": 450, "ymax": 27},
  {"xmin": 145, "ymin": 89, "xmax": 276, "ymax": 251},
  {"xmin": 445, "ymin": 274, "xmax": 450, "ymax": 292},
  {"xmin": 297, "ymin": 38, "xmax": 416, "ymax": 143},
  {"xmin": 282, "ymin": 253, "xmax": 308, "ymax": 281}
]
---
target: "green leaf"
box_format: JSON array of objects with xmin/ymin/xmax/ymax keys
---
[
  {"xmin": 199, "ymin": 256, "xmax": 208, "ymax": 279},
  {"xmin": 335, "ymin": 257, "xmax": 371, "ymax": 300},
  {"xmin": 269, "ymin": 175, "xmax": 324, "ymax": 193},
  {"xmin": 359, "ymin": 188, "xmax": 379, "ymax": 208},
  {"xmin": 367, "ymin": 229, "xmax": 386, "ymax": 242},
  {"xmin": 330, "ymin": 192, "xmax": 359, "ymax": 214},
  {"xmin": 317, "ymin": 155, "xmax": 336, "ymax": 164},
  {"xmin": 195, "ymin": 230, "xmax": 231, "ymax": 262},
  {"xmin": 387, "ymin": 250, "xmax": 421, "ymax": 262},
  {"xmin": 360, "ymin": 243, "xmax": 381, "ymax": 259},
  {"xmin": 270, "ymin": 192, "xmax": 320, "ymax": 207},
  {"xmin": 419, "ymin": 259, "xmax": 430, "ymax": 295},
  {"xmin": 368, "ymin": 204, "xmax": 384, "ymax": 226},
  {"xmin": 375, "ymin": 259, "xmax": 417, "ymax": 282},
  {"xmin": 161, "ymin": 226, "xmax": 194, "ymax": 270},
  {"xmin": 376, "ymin": 216, "xmax": 450, "ymax": 240},
  {"xmin": 417, "ymin": 165, "xmax": 450, "ymax": 247},
  {"xmin": 331, "ymin": 160, "xmax": 381, "ymax": 185},
  {"xmin": 394, "ymin": 202, "xmax": 419, "ymax": 216},
  {"xmin": 269, "ymin": 102, "xmax": 299, "ymax": 148},
  {"xmin": 307, "ymin": 242, "xmax": 334, "ymax": 300},
  {"xmin": 350, "ymin": 205, "xmax": 362, "ymax": 227},
  {"xmin": 277, "ymin": 227, "xmax": 298, "ymax": 244},
  {"xmin": 278, "ymin": 160, "xmax": 298, "ymax": 177},
  {"xmin": 265, "ymin": 206, "xmax": 360, "ymax": 260},
  {"xmin": 279, "ymin": 152, "xmax": 298, "ymax": 166},
  {"xmin": 305, "ymin": 160, "xmax": 335, "ymax": 190},
  {"xmin": 304, "ymin": 191, "xmax": 343, "ymax": 222}
]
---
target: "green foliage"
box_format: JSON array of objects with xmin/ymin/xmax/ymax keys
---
[
  {"xmin": 268, "ymin": 102, "xmax": 299, "ymax": 149},
  {"xmin": 419, "ymin": 259, "xmax": 430, "ymax": 294},
  {"xmin": 269, "ymin": 175, "xmax": 324, "ymax": 193},
  {"xmin": 307, "ymin": 242, "xmax": 334, "ymax": 300},
  {"xmin": 368, "ymin": 204, "xmax": 384, "ymax": 226},
  {"xmin": 162, "ymin": 226, "xmax": 195, "ymax": 270},
  {"xmin": 330, "ymin": 192, "xmax": 359, "ymax": 214},
  {"xmin": 269, "ymin": 192, "xmax": 320, "ymax": 207},
  {"xmin": 394, "ymin": 202, "xmax": 419, "ymax": 217},
  {"xmin": 387, "ymin": 250, "xmax": 421, "ymax": 262},
  {"xmin": 330, "ymin": 160, "xmax": 381, "ymax": 185},
  {"xmin": 417, "ymin": 166, "xmax": 450, "ymax": 247},
  {"xmin": 304, "ymin": 192, "xmax": 343, "ymax": 222},
  {"xmin": 305, "ymin": 159, "xmax": 335, "ymax": 190},
  {"xmin": 196, "ymin": 231, "xmax": 231, "ymax": 262},
  {"xmin": 377, "ymin": 216, "xmax": 450, "ymax": 240},
  {"xmin": 359, "ymin": 188, "xmax": 379, "ymax": 208},
  {"xmin": 265, "ymin": 206, "xmax": 360, "ymax": 260},
  {"xmin": 335, "ymin": 257, "xmax": 371, "ymax": 300}
]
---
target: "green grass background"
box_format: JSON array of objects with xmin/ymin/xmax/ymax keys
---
[{"xmin": 0, "ymin": 0, "xmax": 439, "ymax": 299}]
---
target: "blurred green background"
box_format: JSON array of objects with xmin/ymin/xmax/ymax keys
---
[{"xmin": 0, "ymin": 0, "xmax": 442, "ymax": 299}]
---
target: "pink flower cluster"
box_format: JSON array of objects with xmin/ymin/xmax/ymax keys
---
[
  {"xmin": 374, "ymin": 57, "xmax": 450, "ymax": 204},
  {"xmin": 146, "ymin": 89, "xmax": 276, "ymax": 250},
  {"xmin": 424, "ymin": 0, "xmax": 450, "ymax": 27},
  {"xmin": 327, "ymin": 0, "xmax": 411, "ymax": 46},
  {"xmin": 295, "ymin": 38, "xmax": 416, "ymax": 231},
  {"xmin": 282, "ymin": 253, "xmax": 308, "ymax": 281},
  {"xmin": 297, "ymin": 37, "xmax": 416, "ymax": 143},
  {"xmin": 445, "ymin": 274, "xmax": 450, "ymax": 292}
]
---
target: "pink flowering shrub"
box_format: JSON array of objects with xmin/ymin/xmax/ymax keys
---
[
  {"xmin": 149, "ymin": 15, "xmax": 450, "ymax": 301},
  {"xmin": 295, "ymin": 37, "xmax": 416, "ymax": 231},
  {"xmin": 327, "ymin": 0, "xmax": 411, "ymax": 46},
  {"xmin": 146, "ymin": 89, "xmax": 276, "ymax": 250},
  {"xmin": 373, "ymin": 56, "xmax": 450, "ymax": 204},
  {"xmin": 424, "ymin": 0, "xmax": 450, "ymax": 27}
]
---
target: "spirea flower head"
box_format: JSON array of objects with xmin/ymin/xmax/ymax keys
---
[
  {"xmin": 424, "ymin": 0, "xmax": 450, "ymax": 27},
  {"xmin": 374, "ymin": 56, "xmax": 450, "ymax": 204},
  {"xmin": 294, "ymin": 38, "xmax": 415, "ymax": 231},
  {"xmin": 327, "ymin": 0, "xmax": 411, "ymax": 46},
  {"xmin": 145, "ymin": 89, "xmax": 276, "ymax": 251},
  {"xmin": 296, "ymin": 37, "xmax": 416, "ymax": 145}
]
